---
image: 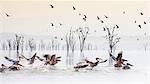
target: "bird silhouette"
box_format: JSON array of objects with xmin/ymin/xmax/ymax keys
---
[
  {"xmin": 50, "ymin": 23, "xmax": 54, "ymax": 26},
  {"xmin": 103, "ymin": 27, "xmax": 106, "ymax": 31},
  {"xmin": 54, "ymin": 36, "xmax": 57, "ymax": 39},
  {"xmin": 73, "ymin": 6, "xmax": 76, "ymax": 10},
  {"xmin": 84, "ymin": 15, "xmax": 87, "ymax": 18},
  {"xmin": 104, "ymin": 15, "xmax": 108, "ymax": 18},
  {"xmin": 116, "ymin": 25, "xmax": 119, "ymax": 28},
  {"xmin": 83, "ymin": 18, "xmax": 86, "ymax": 21},
  {"xmin": 97, "ymin": 16, "xmax": 100, "ymax": 20},
  {"xmin": 134, "ymin": 20, "xmax": 136, "ymax": 23},
  {"xmin": 140, "ymin": 12, "xmax": 143, "ymax": 15},
  {"xmin": 144, "ymin": 21, "xmax": 146, "ymax": 24},
  {"xmin": 79, "ymin": 13, "xmax": 81, "ymax": 16},
  {"xmin": 123, "ymin": 11, "xmax": 125, "ymax": 14},
  {"xmin": 59, "ymin": 23, "xmax": 62, "ymax": 26},
  {"xmin": 61, "ymin": 38, "xmax": 63, "ymax": 40},
  {"xmin": 50, "ymin": 4, "xmax": 54, "ymax": 8},
  {"xmin": 138, "ymin": 25, "xmax": 141, "ymax": 28},
  {"xmin": 100, "ymin": 20, "xmax": 104, "ymax": 23},
  {"xmin": 5, "ymin": 13, "xmax": 10, "ymax": 17}
]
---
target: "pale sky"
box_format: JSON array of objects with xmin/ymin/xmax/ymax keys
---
[{"xmin": 0, "ymin": 0, "xmax": 150, "ymax": 37}]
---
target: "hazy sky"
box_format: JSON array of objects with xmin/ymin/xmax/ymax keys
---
[{"xmin": 0, "ymin": 0, "xmax": 150, "ymax": 37}]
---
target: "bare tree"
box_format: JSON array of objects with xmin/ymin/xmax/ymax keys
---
[
  {"xmin": 20, "ymin": 35, "xmax": 24, "ymax": 55},
  {"xmin": 143, "ymin": 33, "xmax": 149, "ymax": 51},
  {"xmin": 65, "ymin": 29, "xmax": 76, "ymax": 67},
  {"xmin": 15, "ymin": 34, "xmax": 22, "ymax": 60},
  {"xmin": 103, "ymin": 25, "xmax": 120, "ymax": 65},
  {"xmin": 28, "ymin": 38, "xmax": 36, "ymax": 57},
  {"xmin": 76, "ymin": 27, "xmax": 89, "ymax": 61},
  {"xmin": 7, "ymin": 39, "xmax": 12, "ymax": 57}
]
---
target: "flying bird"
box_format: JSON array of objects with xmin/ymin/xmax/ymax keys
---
[
  {"xmin": 61, "ymin": 38, "xmax": 63, "ymax": 40},
  {"xmin": 134, "ymin": 20, "xmax": 136, "ymax": 23},
  {"xmin": 83, "ymin": 18, "xmax": 86, "ymax": 21},
  {"xmin": 73, "ymin": 6, "xmax": 76, "ymax": 10},
  {"xmin": 59, "ymin": 23, "xmax": 62, "ymax": 26},
  {"xmin": 123, "ymin": 11, "xmax": 125, "ymax": 14},
  {"xmin": 50, "ymin": 4, "xmax": 54, "ymax": 8},
  {"xmin": 79, "ymin": 13, "xmax": 81, "ymax": 16},
  {"xmin": 54, "ymin": 36, "xmax": 57, "ymax": 39},
  {"xmin": 104, "ymin": 15, "xmax": 108, "ymax": 18},
  {"xmin": 100, "ymin": 20, "xmax": 104, "ymax": 23},
  {"xmin": 144, "ymin": 21, "xmax": 146, "ymax": 24},
  {"xmin": 116, "ymin": 25, "xmax": 119, "ymax": 28},
  {"xmin": 84, "ymin": 15, "xmax": 87, "ymax": 18},
  {"xmin": 5, "ymin": 13, "xmax": 10, "ymax": 17},
  {"xmin": 138, "ymin": 25, "xmax": 141, "ymax": 28},
  {"xmin": 103, "ymin": 27, "xmax": 106, "ymax": 31},
  {"xmin": 50, "ymin": 23, "xmax": 54, "ymax": 26},
  {"xmin": 97, "ymin": 16, "xmax": 100, "ymax": 20},
  {"xmin": 140, "ymin": 12, "xmax": 143, "ymax": 15}
]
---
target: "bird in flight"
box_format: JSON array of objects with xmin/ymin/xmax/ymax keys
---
[
  {"xmin": 5, "ymin": 13, "xmax": 10, "ymax": 17},
  {"xmin": 103, "ymin": 27, "xmax": 106, "ymax": 31},
  {"xmin": 123, "ymin": 11, "xmax": 125, "ymax": 14},
  {"xmin": 104, "ymin": 15, "xmax": 108, "ymax": 18},
  {"xmin": 50, "ymin": 23, "xmax": 54, "ymax": 26},
  {"xmin": 73, "ymin": 6, "xmax": 76, "ymax": 10},
  {"xmin": 61, "ymin": 38, "xmax": 63, "ymax": 40},
  {"xmin": 50, "ymin": 4, "xmax": 54, "ymax": 8},
  {"xmin": 134, "ymin": 20, "xmax": 136, "ymax": 23},
  {"xmin": 97, "ymin": 16, "xmax": 100, "ymax": 20},
  {"xmin": 140, "ymin": 12, "xmax": 143, "ymax": 15},
  {"xmin": 84, "ymin": 15, "xmax": 87, "ymax": 18},
  {"xmin": 100, "ymin": 20, "xmax": 104, "ymax": 23},
  {"xmin": 138, "ymin": 25, "xmax": 141, "ymax": 28},
  {"xmin": 79, "ymin": 13, "xmax": 81, "ymax": 16},
  {"xmin": 144, "ymin": 21, "xmax": 146, "ymax": 24},
  {"xmin": 116, "ymin": 25, "xmax": 119, "ymax": 28},
  {"xmin": 83, "ymin": 18, "xmax": 86, "ymax": 21},
  {"xmin": 59, "ymin": 23, "xmax": 62, "ymax": 26}
]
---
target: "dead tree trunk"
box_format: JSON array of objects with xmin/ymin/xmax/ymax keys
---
[
  {"xmin": 103, "ymin": 25, "xmax": 120, "ymax": 65},
  {"xmin": 66, "ymin": 29, "xmax": 76, "ymax": 67},
  {"xmin": 15, "ymin": 34, "xmax": 22, "ymax": 60},
  {"xmin": 76, "ymin": 27, "xmax": 89, "ymax": 61},
  {"xmin": 7, "ymin": 39, "xmax": 12, "ymax": 57}
]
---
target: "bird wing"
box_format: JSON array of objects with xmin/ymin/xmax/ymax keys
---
[
  {"xmin": 4, "ymin": 56, "xmax": 16, "ymax": 63},
  {"xmin": 36, "ymin": 56, "xmax": 44, "ymax": 61}
]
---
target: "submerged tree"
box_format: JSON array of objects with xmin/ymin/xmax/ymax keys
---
[
  {"xmin": 66, "ymin": 29, "xmax": 76, "ymax": 67},
  {"xmin": 20, "ymin": 35, "xmax": 24, "ymax": 55},
  {"xmin": 76, "ymin": 27, "xmax": 89, "ymax": 61},
  {"xmin": 28, "ymin": 38, "xmax": 36, "ymax": 57},
  {"xmin": 7, "ymin": 39, "xmax": 12, "ymax": 57},
  {"xmin": 103, "ymin": 25, "xmax": 120, "ymax": 65},
  {"xmin": 14, "ymin": 34, "xmax": 22, "ymax": 60}
]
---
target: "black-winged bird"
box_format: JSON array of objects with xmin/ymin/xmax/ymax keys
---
[
  {"xmin": 144, "ymin": 21, "xmax": 146, "ymax": 24},
  {"xmin": 51, "ymin": 23, "xmax": 54, "ymax": 26},
  {"xmin": 50, "ymin": 4, "xmax": 54, "ymax": 8},
  {"xmin": 116, "ymin": 25, "xmax": 119, "ymax": 28},
  {"xmin": 5, "ymin": 13, "xmax": 10, "ymax": 17},
  {"xmin": 100, "ymin": 20, "xmax": 104, "ymax": 23},
  {"xmin": 83, "ymin": 18, "xmax": 86, "ymax": 21},
  {"xmin": 84, "ymin": 15, "xmax": 87, "ymax": 18},
  {"xmin": 123, "ymin": 11, "xmax": 125, "ymax": 14},
  {"xmin": 138, "ymin": 25, "xmax": 141, "ymax": 28},
  {"xmin": 73, "ymin": 6, "xmax": 76, "ymax": 10},
  {"xmin": 134, "ymin": 20, "xmax": 136, "ymax": 23},
  {"xmin": 140, "ymin": 12, "xmax": 143, "ymax": 15},
  {"xmin": 104, "ymin": 15, "xmax": 108, "ymax": 18},
  {"xmin": 103, "ymin": 27, "xmax": 106, "ymax": 31},
  {"xmin": 97, "ymin": 16, "xmax": 100, "ymax": 20}
]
